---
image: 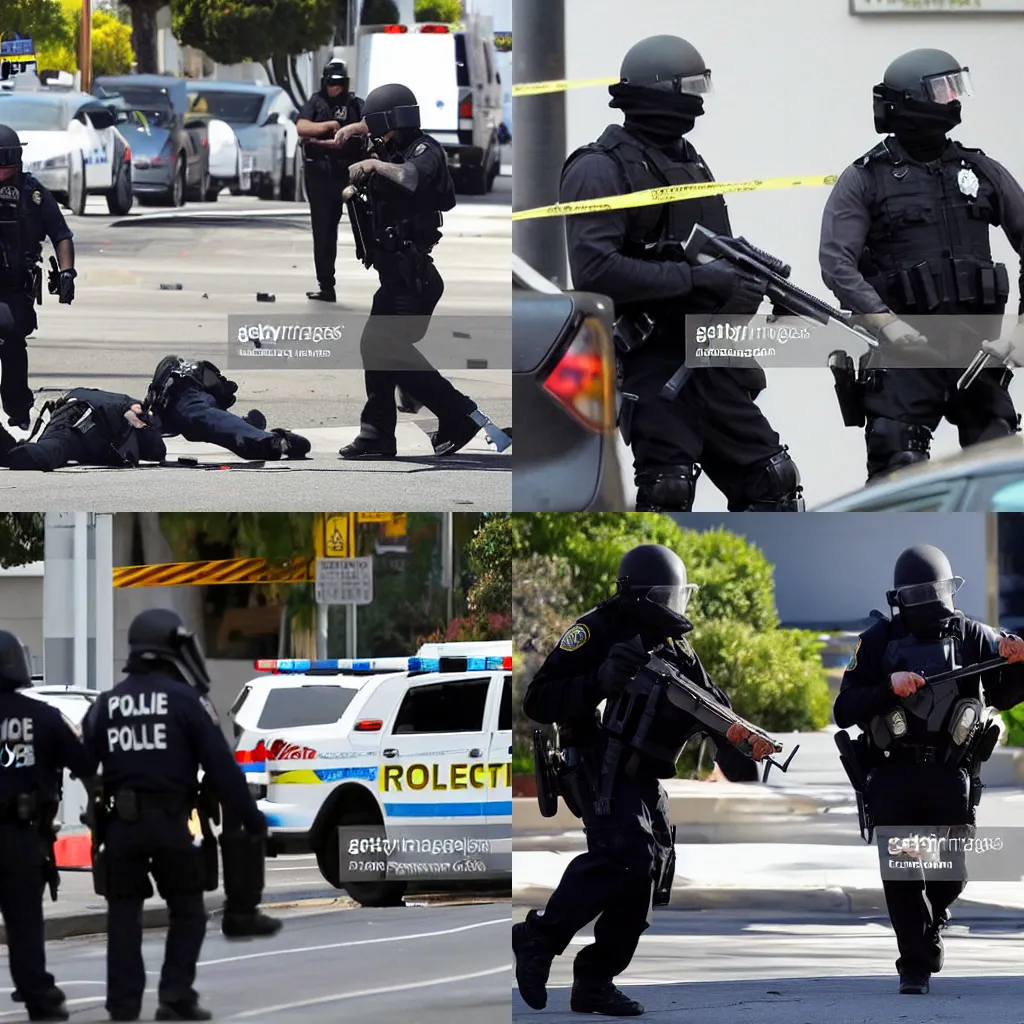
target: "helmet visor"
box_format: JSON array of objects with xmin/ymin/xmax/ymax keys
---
[
  {"xmin": 924, "ymin": 69, "xmax": 972, "ymax": 104},
  {"xmin": 0, "ymin": 146, "xmax": 21, "ymax": 167},
  {"xmin": 644, "ymin": 583, "xmax": 699, "ymax": 616},
  {"xmin": 628, "ymin": 69, "xmax": 713, "ymax": 96},
  {"xmin": 896, "ymin": 577, "xmax": 964, "ymax": 608}
]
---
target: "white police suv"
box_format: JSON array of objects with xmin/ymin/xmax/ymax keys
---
[{"xmin": 229, "ymin": 643, "xmax": 512, "ymax": 906}]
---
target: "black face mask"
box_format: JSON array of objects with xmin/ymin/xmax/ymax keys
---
[
  {"xmin": 891, "ymin": 102, "xmax": 961, "ymax": 159},
  {"xmin": 899, "ymin": 600, "xmax": 956, "ymax": 641},
  {"xmin": 609, "ymin": 83, "xmax": 705, "ymax": 145}
]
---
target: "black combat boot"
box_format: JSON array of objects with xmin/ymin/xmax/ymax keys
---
[
  {"xmin": 430, "ymin": 416, "xmax": 480, "ymax": 456},
  {"xmin": 512, "ymin": 918, "xmax": 555, "ymax": 1010},
  {"xmin": 154, "ymin": 1000, "xmax": 213, "ymax": 1021},
  {"xmin": 899, "ymin": 969, "xmax": 930, "ymax": 994},
  {"xmin": 339, "ymin": 438, "xmax": 397, "ymax": 459},
  {"xmin": 222, "ymin": 908, "xmax": 283, "ymax": 939},
  {"xmin": 306, "ymin": 288, "xmax": 336, "ymax": 303},
  {"xmin": 570, "ymin": 977, "xmax": 644, "ymax": 1016},
  {"xmin": 270, "ymin": 427, "xmax": 311, "ymax": 459}
]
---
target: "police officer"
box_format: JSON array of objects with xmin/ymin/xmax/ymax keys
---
[
  {"xmin": 0, "ymin": 630, "xmax": 95, "ymax": 1022},
  {"xmin": 0, "ymin": 124, "xmax": 76, "ymax": 430},
  {"xmin": 559, "ymin": 36, "xmax": 803, "ymax": 512},
  {"xmin": 834, "ymin": 545, "xmax": 1024, "ymax": 994},
  {"xmin": 297, "ymin": 60, "xmax": 365, "ymax": 302},
  {"xmin": 337, "ymin": 84, "xmax": 504, "ymax": 460},
  {"xmin": 820, "ymin": 50, "xmax": 1024, "ymax": 483},
  {"xmin": 144, "ymin": 356, "xmax": 311, "ymax": 461},
  {"xmin": 3, "ymin": 388, "xmax": 165, "ymax": 470},
  {"xmin": 513, "ymin": 544, "xmax": 772, "ymax": 1016},
  {"xmin": 81, "ymin": 609, "xmax": 271, "ymax": 1021}
]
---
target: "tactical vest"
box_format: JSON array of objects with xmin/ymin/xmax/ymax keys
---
[
  {"xmin": 304, "ymin": 93, "xmax": 364, "ymax": 174},
  {"xmin": 0, "ymin": 177, "xmax": 43, "ymax": 296},
  {"xmin": 856, "ymin": 137, "xmax": 1009, "ymax": 316},
  {"xmin": 561, "ymin": 124, "xmax": 732, "ymax": 323},
  {"xmin": 46, "ymin": 389, "xmax": 141, "ymax": 465}
]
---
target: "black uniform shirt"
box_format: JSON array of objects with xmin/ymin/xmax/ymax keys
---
[
  {"xmin": 51, "ymin": 388, "xmax": 166, "ymax": 465},
  {"xmin": 373, "ymin": 133, "xmax": 453, "ymax": 223},
  {"xmin": 833, "ymin": 613, "xmax": 1024, "ymax": 729},
  {"xmin": 560, "ymin": 149, "xmax": 693, "ymax": 303},
  {"xmin": 523, "ymin": 598, "xmax": 755, "ymax": 780},
  {"xmin": 0, "ymin": 174, "xmax": 72, "ymax": 296},
  {"xmin": 82, "ymin": 672, "xmax": 264, "ymax": 833},
  {"xmin": 299, "ymin": 91, "xmax": 365, "ymax": 173},
  {"xmin": 0, "ymin": 691, "xmax": 95, "ymax": 804},
  {"xmin": 820, "ymin": 145, "xmax": 1024, "ymax": 315}
]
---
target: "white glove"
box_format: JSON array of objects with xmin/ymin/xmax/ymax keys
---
[
  {"xmin": 856, "ymin": 311, "xmax": 928, "ymax": 347},
  {"xmin": 982, "ymin": 315, "xmax": 1024, "ymax": 368}
]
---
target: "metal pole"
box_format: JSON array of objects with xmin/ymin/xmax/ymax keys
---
[
  {"xmin": 346, "ymin": 605, "xmax": 357, "ymax": 658},
  {"xmin": 72, "ymin": 512, "xmax": 88, "ymax": 690},
  {"xmin": 80, "ymin": 0, "xmax": 93, "ymax": 94},
  {"xmin": 316, "ymin": 603, "xmax": 328, "ymax": 660},
  {"xmin": 94, "ymin": 513, "xmax": 114, "ymax": 692},
  {"xmin": 441, "ymin": 512, "xmax": 454, "ymax": 623},
  {"xmin": 512, "ymin": 0, "xmax": 566, "ymax": 287}
]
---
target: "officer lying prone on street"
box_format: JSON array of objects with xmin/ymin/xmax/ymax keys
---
[{"xmin": 514, "ymin": 544, "xmax": 774, "ymax": 1017}]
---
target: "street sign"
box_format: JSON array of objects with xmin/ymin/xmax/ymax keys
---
[
  {"xmin": 852, "ymin": 0, "xmax": 1024, "ymax": 11},
  {"xmin": 357, "ymin": 512, "xmax": 395, "ymax": 523},
  {"xmin": 315, "ymin": 557, "xmax": 374, "ymax": 606},
  {"xmin": 324, "ymin": 514, "xmax": 353, "ymax": 557}
]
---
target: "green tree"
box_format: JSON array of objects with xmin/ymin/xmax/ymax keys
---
[
  {"xmin": 90, "ymin": 7, "xmax": 133, "ymax": 74},
  {"xmin": 464, "ymin": 512, "xmax": 511, "ymax": 617},
  {"xmin": 361, "ymin": 0, "xmax": 399, "ymax": 24},
  {"xmin": 414, "ymin": 0, "xmax": 462, "ymax": 22},
  {"xmin": 0, "ymin": 514, "xmax": 45, "ymax": 568},
  {"xmin": 0, "ymin": 0, "xmax": 70, "ymax": 51}
]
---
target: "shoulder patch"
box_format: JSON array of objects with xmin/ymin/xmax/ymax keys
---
[
  {"xmin": 846, "ymin": 638, "xmax": 861, "ymax": 672},
  {"xmin": 32, "ymin": 190, "xmax": 42, "ymax": 205},
  {"xmin": 559, "ymin": 622, "xmax": 591, "ymax": 652},
  {"xmin": 199, "ymin": 695, "xmax": 220, "ymax": 725},
  {"xmin": 412, "ymin": 142, "xmax": 428, "ymax": 157}
]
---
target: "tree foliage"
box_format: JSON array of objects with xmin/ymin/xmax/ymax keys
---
[
  {"xmin": 0, "ymin": 0, "xmax": 70, "ymax": 50},
  {"xmin": 0, "ymin": 514, "xmax": 45, "ymax": 569},
  {"xmin": 414, "ymin": 0, "xmax": 462, "ymax": 22},
  {"xmin": 361, "ymin": 0, "xmax": 399, "ymax": 24},
  {"xmin": 464, "ymin": 512, "xmax": 511, "ymax": 617},
  {"xmin": 16, "ymin": 1, "xmax": 133, "ymax": 76}
]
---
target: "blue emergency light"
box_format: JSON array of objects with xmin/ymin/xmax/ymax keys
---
[{"xmin": 254, "ymin": 655, "xmax": 512, "ymax": 674}]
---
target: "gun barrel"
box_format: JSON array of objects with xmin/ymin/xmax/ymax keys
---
[
  {"xmin": 734, "ymin": 237, "xmax": 791, "ymax": 279},
  {"xmin": 923, "ymin": 657, "xmax": 1007, "ymax": 688}
]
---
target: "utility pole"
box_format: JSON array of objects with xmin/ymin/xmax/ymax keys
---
[
  {"xmin": 80, "ymin": 0, "xmax": 93, "ymax": 94},
  {"xmin": 512, "ymin": 0, "xmax": 566, "ymax": 288}
]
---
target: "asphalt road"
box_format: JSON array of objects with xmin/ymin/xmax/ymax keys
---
[
  {"xmin": 2, "ymin": 900, "xmax": 510, "ymax": 1024},
  {"xmin": 4, "ymin": 183, "xmax": 511, "ymax": 511},
  {"xmin": 511, "ymin": 905, "xmax": 1024, "ymax": 1022}
]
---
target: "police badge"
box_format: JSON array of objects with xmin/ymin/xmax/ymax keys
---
[
  {"xmin": 559, "ymin": 623, "xmax": 590, "ymax": 651},
  {"xmin": 957, "ymin": 166, "xmax": 980, "ymax": 199}
]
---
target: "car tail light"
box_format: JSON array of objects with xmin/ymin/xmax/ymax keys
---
[
  {"xmin": 124, "ymin": 145, "xmax": 131, "ymax": 162},
  {"xmin": 384, "ymin": 24, "xmax": 408, "ymax": 33},
  {"xmin": 459, "ymin": 96, "xmax": 473, "ymax": 118},
  {"xmin": 420, "ymin": 24, "xmax": 450, "ymax": 32},
  {"xmin": 542, "ymin": 315, "xmax": 616, "ymax": 432},
  {"xmin": 354, "ymin": 719, "xmax": 383, "ymax": 732}
]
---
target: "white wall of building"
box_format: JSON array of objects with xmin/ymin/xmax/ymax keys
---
[{"xmin": 559, "ymin": 0, "xmax": 1024, "ymax": 508}]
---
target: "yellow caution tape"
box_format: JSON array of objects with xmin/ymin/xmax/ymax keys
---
[
  {"xmin": 512, "ymin": 76, "xmax": 619, "ymax": 97},
  {"xmin": 512, "ymin": 174, "xmax": 839, "ymax": 221}
]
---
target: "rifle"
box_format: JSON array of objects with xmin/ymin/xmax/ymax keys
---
[
  {"xmin": 659, "ymin": 225, "xmax": 877, "ymax": 400},
  {"xmin": 644, "ymin": 650, "xmax": 800, "ymax": 782},
  {"xmin": 342, "ymin": 184, "xmax": 375, "ymax": 269},
  {"xmin": 834, "ymin": 730, "xmax": 874, "ymax": 843}
]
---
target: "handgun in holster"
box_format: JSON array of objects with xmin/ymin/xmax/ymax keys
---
[
  {"xmin": 834, "ymin": 730, "xmax": 874, "ymax": 843},
  {"xmin": 18, "ymin": 792, "xmax": 60, "ymax": 902},
  {"xmin": 80, "ymin": 781, "xmax": 110, "ymax": 897},
  {"xmin": 653, "ymin": 824, "xmax": 677, "ymax": 907},
  {"xmin": 827, "ymin": 350, "xmax": 866, "ymax": 428},
  {"xmin": 613, "ymin": 312, "xmax": 656, "ymax": 355}
]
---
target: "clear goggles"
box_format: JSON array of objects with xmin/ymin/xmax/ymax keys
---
[
  {"xmin": 643, "ymin": 584, "xmax": 699, "ymax": 615},
  {"xmin": 893, "ymin": 576, "xmax": 964, "ymax": 608},
  {"xmin": 922, "ymin": 69, "xmax": 973, "ymax": 105},
  {"xmin": 627, "ymin": 69, "xmax": 713, "ymax": 96}
]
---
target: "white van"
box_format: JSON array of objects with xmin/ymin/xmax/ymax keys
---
[
  {"xmin": 356, "ymin": 18, "xmax": 503, "ymax": 194},
  {"xmin": 230, "ymin": 646, "xmax": 512, "ymax": 906}
]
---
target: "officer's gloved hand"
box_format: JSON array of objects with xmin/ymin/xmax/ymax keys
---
[
  {"xmin": 857, "ymin": 311, "xmax": 928, "ymax": 348},
  {"xmin": 596, "ymin": 641, "xmax": 649, "ymax": 696},
  {"xmin": 57, "ymin": 268, "xmax": 76, "ymax": 305},
  {"xmin": 691, "ymin": 258, "xmax": 764, "ymax": 310},
  {"xmin": 982, "ymin": 316, "xmax": 1024, "ymax": 369},
  {"xmin": 890, "ymin": 671, "xmax": 927, "ymax": 698},
  {"xmin": 998, "ymin": 635, "xmax": 1024, "ymax": 663},
  {"xmin": 725, "ymin": 722, "xmax": 775, "ymax": 762}
]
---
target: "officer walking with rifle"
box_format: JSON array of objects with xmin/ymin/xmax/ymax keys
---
[
  {"xmin": 81, "ymin": 609, "xmax": 273, "ymax": 1021},
  {"xmin": 833, "ymin": 545, "xmax": 1024, "ymax": 995},
  {"xmin": 0, "ymin": 629, "xmax": 95, "ymax": 1022},
  {"xmin": 514, "ymin": 544, "xmax": 786, "ymax": 1017},
  {"xmin": 820, "ymin": 49, "xmax": 1024, "ymax": 482},
  {"xmin": 0, "ymin": 124, "xmax": 76, "ymax": 431}
]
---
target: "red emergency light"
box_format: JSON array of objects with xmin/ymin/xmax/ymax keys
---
[
  {"xmin": 383, "ymin": 24, "xmax": 408, "ymax": 33},
  {"xmin": 420, "ymin": 25, "xmax": 450, "ymax": 33},
  {"xmin": 354, "ymin": 719, "xmax": 383, "ymax": 732}
]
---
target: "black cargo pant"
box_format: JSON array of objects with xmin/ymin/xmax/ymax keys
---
[
  {"xmin": 867, "ymin": 761, "xmax": 972, "ymax": 976},
  {"xmin": 160, "ymin": 385, "xmax": 281, "ymax": 460},
  {"xmin": 0, "ymin": 293, "xmax": 36, "ymax": 427},
  {"xmin": 526, "ymin": 767, "xmax": 673, "ymax": 981},
  {"xmin": 624, "ymin": 359, "xmax": 788, "ymax": 510},
  {"xmin": 355, "ymin": 250, "xmax": 476, "ymax": 444},
  {"xmin": 103, "ymin": 806, "xmax": 207, "ymax": 1016},
  {"xmin": 306, "ymin": 170, "xmax": 347, "ymax": 294},
  {"xmin": 7, "ymin": 419, "xmax": 105, "ymax": 470},
  {"xmin": 0, "ymin": 822, "xmax": 59, "ymax": 1014}
]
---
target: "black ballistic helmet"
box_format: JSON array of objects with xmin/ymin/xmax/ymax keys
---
[
  {"xmin": 618, "ymin": 35, "xmax": 713, "ymax": 96},
  {"xmin": 873, "ymin": 48, "xmax": 971, "ymax": 133},
  {"xmin": 362, "ymin": 83, "xmax": 421, "ymax": 137},
  {"xmin": 616, "ymin": 544, "xmax": 697, "ymax": 635},
  {"xmin": 322, "ymin": 59, "xmax": 349, "ymax": 91},
  {"xmin": 887, "ymin": 544, "xmax": 964, "ymax": 639},
  {"xmin": 127, "ymin": 608, "xmax": 211, "ymax": 692},
  {"xmin": 0, "ymin": 631, "xmax": 31, "ymax": 692},
  {"xmin": 0, "ymin": 124, "xmax": 22, "ymax": 169}
]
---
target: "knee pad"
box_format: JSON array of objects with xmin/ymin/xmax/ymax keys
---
[
  {"xmin": 635, "ymin": 465, "xmax": 701, "ymax": 511},
  {"xmin": 865, "ymin": 417, "xmax": 931, "ymax": 479},
  {"xmin": 742, "ymin": 447, "xmax": 805, "ymax": 511}
]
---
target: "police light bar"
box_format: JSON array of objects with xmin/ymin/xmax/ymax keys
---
[
  {"xmin": 383, "ymin": 24, "xmax": 409, "ymax": 33},
  {"xmin": 419, "ymin": 25, "xmax": 451, "ymax": 32},
  {"xmin": 254, "ymin": 655, "xmax": 513, "ymax": 674}
]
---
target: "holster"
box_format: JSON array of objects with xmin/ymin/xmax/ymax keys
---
[
  {"xmin": 23, "ymin": 794, "xmax": 61, "ymax": 902},
  {"xmin": 555, "ymin": 747, "xmax": 591, "ymax": 820},
  {"xmin": 197, "ymin": 782, "xmax": 221, "ymax": 891},
  {"xmin": 653, "ymin": 824, "xmax": 677, "ymax": 907},
  {"xmin": 80, "ymin": 782, "xmax": 109, "ymax": 897},
  {"xmin": 613, "ymin": 312, "xmax": 655, "ymax": 355},
  {"xmin": 532, "ymin": 730, "xmax": 559, "ymax": 818},
  {"xmin": 618, "ymin": 392, "xmax": 638, "ymax": 446},
  {"xmin": 827, "ymin": 350, "xmax": 865, "ymax": 429},
  {"xmin": 834, "ymin": 730, "xmax": 874, "ymax": 843}
]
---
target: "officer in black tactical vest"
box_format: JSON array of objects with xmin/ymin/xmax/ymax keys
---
[
  {"xmin": 2, "ymin": 388, "xmax": 166, "ymax": 470},
  {"xmin": 559, "ymin": 36, "xmax": 802, "ymax": 512},
  {"xmin": 144, "ymin": 355, "xmax": 311, "ymax": 461},
  {"xmin": 0, "ymin": 630, "xmax": 95, "ymax": 1022},
  {"xmin": 297, "ymin": 60, "xmax": 365, "ymax": 303},
  {"xmin": 513, "ymin": 545, "xmax": 773, "ymax": 1017},
  {"xmin": 834, "ymin": 545, "xmax": 1024, "ymax": 995},
  {"xmin": 820, "ymin": 50, "xmax": 1024, "ymax": 483},
  {"xmin": 0, "ymin": 124, "xmax": 76, "ymax": 430},
  {"xmin": 337, "ymin": 83, "xmax": 503, "ymax": 461},
  {"xmin": 81, "ymin": 609, "xmax": 272, "ymax": 1021}
]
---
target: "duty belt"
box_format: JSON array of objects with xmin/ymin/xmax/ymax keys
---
[
  {"xmin": 886, "ymin": 742, "xmax": 942, "ymax": 764},
  {"xmin": 106, "ymin": 788, "xmax": 193, "ymax": 815}
]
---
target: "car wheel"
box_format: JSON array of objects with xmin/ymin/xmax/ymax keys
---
[
  {"xmin": 204, "ymin": 180, "xmax": 220, "ymax": 202},
  {"xmin": 189, "ymin": 165, "xmax": 210, "ymax": 203},
  {"xmin": 106, "ymin": 158, "xmax": 133, "ymax": 215},
  {"xmin": 314, "ymin": 809, "xmax": 406, "ymax": 907},
  {"xmin": 68, "ymin": 153, "xmax": 87, "ymax": 216},
  {"xmin": 173, "ymin": 158, "xmax": 186, "ymax": 207}
]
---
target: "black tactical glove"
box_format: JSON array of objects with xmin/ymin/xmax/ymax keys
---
[
  {"xmin": 596, "ymin": 640, "xmax": 649, "ymax": 696},
  {"xmin": 57, "ymin": 268, "xmax": 76, "ymax": 305},
  {"xmin": 691, "ymin": 258, "xmax": 765, "ymax": 309}
]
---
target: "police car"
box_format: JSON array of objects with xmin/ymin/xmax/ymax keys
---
[
  {"xmin": 0, "ymin": 83, "xmax": 133, "ymax": 216},
  {"xmin": 230, "ymin": 642, "xmax": 512, "ymax": 906}
]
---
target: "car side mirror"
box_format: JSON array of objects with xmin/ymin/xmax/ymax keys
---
[{"xmin": 263, "ymin": 112, "xmax": 279, "ymax": 126}]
